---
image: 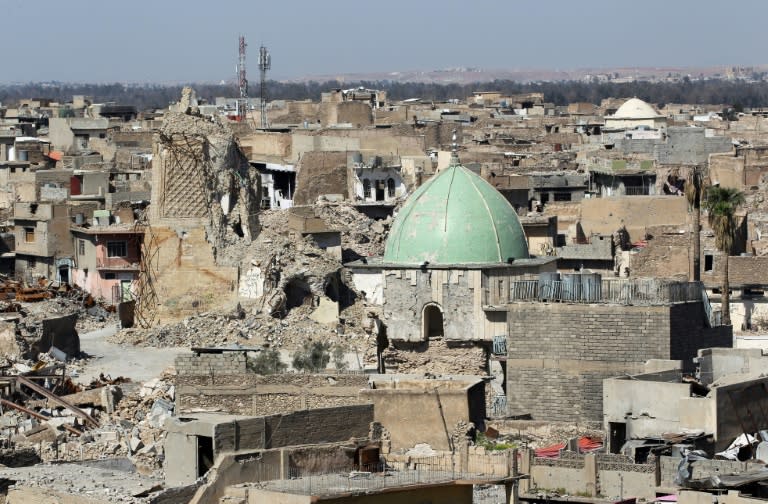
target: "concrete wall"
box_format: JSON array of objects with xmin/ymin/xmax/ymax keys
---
[
  {"xmin": 528, "ymin": 451, "xmax": 656, "ymax": 499},
  {"xmin": 698, "ymin": 347, "xmax": 768, "ymax": 384},
  {"xmin": 264, "ymin": 405, "xmax": 373, "ymax": 449},
  {"xmin": 242, "ymin": 485, "xmax": 473, "ymax": 504},
  {"xmin": 712, "ymin": 375, "xmax": 768, "ymax": 451},
  {"xmin": 603, "ymin": 372, "xmax": 716, "ymax": 443},
  {"xmin": 335, "ymin": 101, "xmax": 373, "ymax": 127},
  {"xmin": 293, "ymin": 151, "xmax": 349, "ymax": 205},
  {"xmin": 360, "ymin": 380, "xmax": 484, "ymax": 451},
  {"xmin": 239, "ymin": 131, "xmax": 293, "ymax": 160},
  {"xmin": 655, "ymin": 127, "xmax": 732, "ymax": 165},
  {"xmin": 579, "ymin": 196, "xmax": 688, "ymax": 242},
  {"xmin": 709, "ymin": 153, "xmax": 745, "ymax": 190},
  {"xmin": 349, "ymin": 268, "xmax": 383, "ymax": 305},
  {"xmin": 506, "ymin": 302, "xmax": 731, "ymax": 423},
  {"xmin": 166, "ymin": 405, "xmax": 373, "ymax": 487}
]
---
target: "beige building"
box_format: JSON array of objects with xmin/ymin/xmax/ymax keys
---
[{"xmin": 604, "ymin": 97, "xmax": 667, "ymax": 132}]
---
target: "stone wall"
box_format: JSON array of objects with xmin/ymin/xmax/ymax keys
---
[
  {"xmin": 506, "ymin": 301, "xmax": 731, "ymax": 423},
  {"xmin": 175, "ymin": 373, "xmax": 370, "ymax": 416},
  {"xmin": 382, "ymin": 267, "xmax": 526, "ymax": 343}
]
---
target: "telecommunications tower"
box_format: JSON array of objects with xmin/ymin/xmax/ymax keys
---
[
  {"xmin": 258, "ymin": 45, "xmax": 271, "ymax": 129},
  {"xmin": 237, "ymin": 36, "xmax": 248, "ymax": 121}
]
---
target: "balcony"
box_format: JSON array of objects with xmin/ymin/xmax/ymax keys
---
[{"xmin": 96, "ymin": 257, "xmax": 140, "ymax": 271}]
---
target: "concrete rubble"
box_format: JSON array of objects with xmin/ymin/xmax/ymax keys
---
[{"xmin": 109, "ymin": 205, "xmax": 390, "ymax": 360}]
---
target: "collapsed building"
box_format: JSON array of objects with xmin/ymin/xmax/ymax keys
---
[{"xmin": 145, "ymin": 111, "xmax": 261, "ymax": 322}]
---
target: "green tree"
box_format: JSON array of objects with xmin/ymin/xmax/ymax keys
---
[
  {"xmin": 332, "ymin": 344, "xmax": 349, "ymax": 371},
  {"xmin": 291, "ymin": 341, "xmax": 331, "ymax": 373},
  {"xmin": 704, "ymin": 186, "xmax": 745, "ymax": 325},
  {"xmin": 247, "ymin": 348, "xmax": 287, "ymax": 375}
]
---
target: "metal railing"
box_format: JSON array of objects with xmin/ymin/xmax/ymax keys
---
[
  {"xmin": 509, "ymin": 278, "xmax": 705, "ymax": 306},
  {"xmin": 623, "ymin": 186, "xmax": 652, "ymax": 196}
]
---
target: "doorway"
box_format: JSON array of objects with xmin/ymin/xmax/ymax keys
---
[
  {"xmin": 58, "ymin": 266, "xmax": 69, "ymax": 284},
  {"xmin": 609, "ymin": 422, "xmax": 626, "ymax": 454},
  {"xmin": 422, "ymin": 304, "xmax": 444, "ymax": 339},
  {"xmin": 197, "ymin": 436, "xmax": 214, "ymax": 478}
]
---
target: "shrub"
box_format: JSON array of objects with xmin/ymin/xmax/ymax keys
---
[
  {"xmin": 292, "ymin": 341, "xmax": 331, "ymax": 372},
  {"xmin": 248, "ymin": 348, "xmax": 287, "ymax": 375}
]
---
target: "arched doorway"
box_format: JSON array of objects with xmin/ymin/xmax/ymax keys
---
[{"xmin": 422, "ymin": 303, "xmax": 444, "ymax": 340}]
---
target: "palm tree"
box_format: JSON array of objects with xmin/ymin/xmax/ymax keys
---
[
  {"xmin": 684, "ymin": 166, "xmax": 704, "ymax": 282},
  {"xmin": 704, "ymin": 186, "xmax": 745, "ymax": 326}
]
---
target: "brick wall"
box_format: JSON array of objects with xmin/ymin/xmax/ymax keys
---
[
  {"xmin": 669, "ymin": 303, "xmax": 731, "ymax": 361},
  {"xmin": 506, "ymin": 302, "xmax": 731, "ymax": 423},
  {"xmin": 175, "ymin": 352, "xmax": 247, "ymax": 376}
]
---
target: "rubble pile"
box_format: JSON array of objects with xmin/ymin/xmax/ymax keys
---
[
  {"xmin": 313, "ymin": 202, "xmax": 393, "ymax": 260},
  {"xmin": 0, "ymin": 462, "xmax": 164, "ymax": 503},
  {"xmin": 112, "ymin": 204, "xmax": 387, "ymax": 351},
  {"xmin": 3, "ymin": 372, "xmax": 174, "ymax": 477},
  {"xmin": 380, "ymin": 339, "xmax": 487, "ymax": 375},
  {"xmin": 21, "ymin": 288, "xmax": 118, "ymax": 334},
  {"xmin": 109, "ymin": 300, "xmax": 381, "ymax": 353}
]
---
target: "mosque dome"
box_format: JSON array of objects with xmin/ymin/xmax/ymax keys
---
[
  {"xmin": 613, "ymin": 98, "xmax": 660, "ymax": 119},
  {"xmin": 383, "ymin": 160, "xmax": 529, "ymax": 265}
]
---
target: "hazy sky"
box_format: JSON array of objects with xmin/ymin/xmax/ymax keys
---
[{"xmin": 2, "ymin": 0, "xmax": 767, "ymax": 83}]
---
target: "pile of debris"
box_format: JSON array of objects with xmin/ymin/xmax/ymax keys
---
[
  {"xmin": 313, "ymin": 202, "xmax": 393, "ymax": 260},
  {"xmin": 115, "ymin": 203, "xmax": 388, "ymax": 351},
  {"xmin": 1, "ymin": 364, "xmax": 174, "ymax": 478},
  {"xmin": 109, "ymin": 300, "xmax": 381, "ymax": 355}
]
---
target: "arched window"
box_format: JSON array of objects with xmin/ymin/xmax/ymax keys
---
[
  {"xmin": 422, "ymin": 303, "xmax": 444, "ymax": 340},
  {"xmin": 363, "ymin": 179, "xmax": 371, "ymax": 199},
  {"xmin": 387, "ymin": 178, "xmax": 396, "ymax": 198}
]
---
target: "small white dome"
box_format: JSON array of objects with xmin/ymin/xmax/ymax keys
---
[{"xmin": 613, "ymin": 98, "xmax": 660, "ymax": 119}]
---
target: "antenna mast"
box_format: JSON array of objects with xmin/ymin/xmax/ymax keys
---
[
  {"xmin": 237, "ymin": 36, "xmax": 248, "ymax": 122},
  {"xmin": 258, "ymin": 45, "xmax": 271, "ymax": 128}
]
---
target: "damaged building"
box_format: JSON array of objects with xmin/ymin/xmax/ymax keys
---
[{"xmin": 146, "ymin": 110, "xmax": 261, "ymax": 320}]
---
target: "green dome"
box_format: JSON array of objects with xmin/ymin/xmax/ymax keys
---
[{"xmin": 384, "ymin": 162, "xmax": 529, "ymax": 265}]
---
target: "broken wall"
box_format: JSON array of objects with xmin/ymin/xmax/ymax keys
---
[
  {"xmin": 36, "ymin": 312, "xmax": 79, "ymax": 357},
  {"xmin": 175, "ymin": 373, "xmax": 370, "ymax": 416},
  {"xmin": 149, "ymin": 112, "xmax": 260, "ymax": 252},
  {"xmin": 293, "ymin": 151, "xmax": 349, "ymax": 205},
  {"xmin": 145, "ymin": 110, "xmax": 260, "ymax": 320}
]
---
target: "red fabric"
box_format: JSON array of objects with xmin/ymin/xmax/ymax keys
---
[
  {"xmin": 535, "ymin": 443, "xmax": 566, "ymax": 458},
  {"xmin": 534, "ymin": 437, "xmax": 603, "ymax": 458}
]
